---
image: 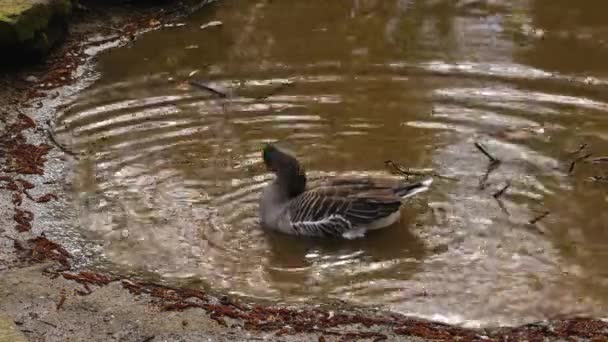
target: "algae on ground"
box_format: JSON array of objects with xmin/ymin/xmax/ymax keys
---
[{"xmin": 0, "ymin": 314, "xmax": 27, "ymax": 342}]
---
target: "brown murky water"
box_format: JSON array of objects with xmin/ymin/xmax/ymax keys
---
[{"xmin": 54, "ymin": 0, "xmax": 608, "ymax": 327}]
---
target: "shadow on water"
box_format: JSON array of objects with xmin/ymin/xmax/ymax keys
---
[{"xmin": 51, "ymin": 0, "xmax": 608, "ymax": 328}]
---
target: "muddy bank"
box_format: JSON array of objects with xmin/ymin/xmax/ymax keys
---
[
  {"xmin": 1, "ymin": 1, "xmax": 608, "ymax": 341},
  {"xmin": 2, "ymin": 246, "xmax": 607, "ymax": 341}
]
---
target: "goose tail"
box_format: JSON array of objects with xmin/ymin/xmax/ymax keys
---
[{"xmin": 396, "ymin": 177, "xmax": 433, "ymax": 199}]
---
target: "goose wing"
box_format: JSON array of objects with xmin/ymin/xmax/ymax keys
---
[
  {"xmin": 309, "ymin": 176, "xmax": 433, "ymax": 199},
  {"xmin": 287, "ymin": 187, "xmax": 402, "ymax": 237}
]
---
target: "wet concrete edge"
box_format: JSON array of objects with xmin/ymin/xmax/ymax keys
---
[{"xmin": 1, "ymin": 1, "xmax": 607, "ymax": 341}]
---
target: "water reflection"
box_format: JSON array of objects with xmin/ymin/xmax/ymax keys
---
[
  {"xmin": 525, "ymin": 0, "xmax": 608, "ymax": 74},
  {"xmin": 52, "ymin": 0, "xmax": 608, "ymax": 327}
]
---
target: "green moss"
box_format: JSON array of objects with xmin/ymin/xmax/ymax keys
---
[
  {"xmin": 0, "ymin": 0, "xmax": 36, "ymax": 22},
  {"xmin": 0, "ymin": 313, "xmax": 28, "ymax": 342},
  {"xmin": 0, "ymin": 0, "xmax": 71, "ymax": 54}
]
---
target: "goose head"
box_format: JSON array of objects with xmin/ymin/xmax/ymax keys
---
[{"xmin": 262, "ymin": 144, "xmax": 307, "ymax": 198}]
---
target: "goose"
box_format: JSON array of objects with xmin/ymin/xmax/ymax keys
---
[{"xmin": 259, "ymin": 144, "xmax": 433, "ymax": 238}]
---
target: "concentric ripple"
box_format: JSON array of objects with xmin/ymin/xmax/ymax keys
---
[{"xmin": 52, "ymin": 0, "xmax": 608, "ymax": 328}]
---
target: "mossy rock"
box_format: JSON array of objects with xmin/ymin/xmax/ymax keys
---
[{"xmin": 0, "ymin": 0, "xmax": 72, "ymax": 59}]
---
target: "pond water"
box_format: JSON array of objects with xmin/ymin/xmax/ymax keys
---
[{"xmin": 54, "ymin": 0, "xmax": 608, "ymax": 327}]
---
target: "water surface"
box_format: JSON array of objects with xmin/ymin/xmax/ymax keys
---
[{"xmin": 54, "ymin": 0, "xmax": 608, "ymax": 327}]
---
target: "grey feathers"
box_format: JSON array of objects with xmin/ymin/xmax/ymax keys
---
[
  {"xmin": 285, "ymin": 177, "xmax": 426, "ymax": 237},
  {"xmin": 259, "ymin": 144, "xmax": 433, "ymax": 238}
]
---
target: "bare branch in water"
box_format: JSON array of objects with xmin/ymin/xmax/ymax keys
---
[
  {"xmin": 491, "ymin": 181, "xmax": 511, "ymax": 216},
  {"xmin": 529, "ymin": 211, "xmax": 550, "ymax": 225},
  {"xmin": 568, "ymin": 143, "xmax": 588, "ymax": 155},
  {"xmin": 587, "ymin": 157, "xmax": 608, "ymax": 164},
  {"xmin": 46, "ymin": 129, "xmax": 78, "ymax": 159},
  {"xmin": 495, "ymin": 197, "xmax": 510, "ymax": 216},
  {"xmin": 255, "ymin": 82, "xmax": 294, "ymax": 101},
  {"xmin": 479, "ymin": 161, "xmax": 500, "ymax": 190},
  {"xmin": 587, "ymin": 176, "xmax": 608, "ymax": 183},
  {"xmin": 384, "ymin": 160, "xmax": 457, "ymax": 180},
  {"xmin": 493, "ymin": 181, "xmax": 511, "ymax": 199},
  {"xmin": 189, "ymin": 80, "xmax": 227, "ymax": 98},
  {"xmin": 474, "ymin": 142, "xmax": 500, "ymax": 164},
  {"xmin": 568, "ymin": 153, "xmax": 592, "ymax": 175}
]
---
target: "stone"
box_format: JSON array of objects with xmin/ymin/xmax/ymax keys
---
[{"xmin": 0, "ymin": 0, "xmax": 72, "ymax": 58}]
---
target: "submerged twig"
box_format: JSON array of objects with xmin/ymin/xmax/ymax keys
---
[
  {"xmin": 529, "ymin": 211, "xmax": 550, "ymax": 225},
  {"xmin": 474, "ymin": 142, "xmax": 501, "ymax": 189},
  {"xmin": 587, "ymin": 157, "xmax": 608, "ymax": 164},
  {"xmin": 492, "ymin": 182, "xmax": 511, "ymax": 216},
  {"xmin": 479, "ymin": 161, "xmax": 500, "ymax": 190},
  {"xmin": 474, "ymin": 142, "xmax": 500, "ymax": 164},
  {"xmin": 497, "ymin": 200, "xmax": 510, "ymax": 217},
  {"xmin": 587, "ymin": 176, "xmax": 608, "ymax": 183},
  {"xmin": 493, "ymin": 181, "xmax": 511, "ymax": 199},
  {"xmin": 385, "ymin": 160, "xmax": 431, "ymax": 177},
  {"xmin": 568, "ymin": 153, "xmax": 592, "ymax": 175},
  {"xmin": 568, "ymin": 143, "xmax": 588, "ymax": 155},
  {"xmin": 46, "ymin": 129, "xmax": 78, "ymax": 158},
  {"xmin": 188, "ymin": 80, "xmax": 227, "ymax": 98},
  {"xmin": 384, "ymin": 160, "xmax": 457, "ymax": 180},
  {"xmin": 255, "ymin": 82, "xmax": 294, "ymax": 101}
]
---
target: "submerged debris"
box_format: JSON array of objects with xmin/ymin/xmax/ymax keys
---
[
  {"xmin": 568, "ymin": 143, "xmax": 588, "ymax": 155},
  {"xmin": 474, "ymin": 142, "xmax": 500, "ymax": 165},
  {"xmin": 188, "ymin": 80, "xmax": 227, "ymax": 98},
  {"xmin": 492, "ymin": 181, "xmax": 512, "ymax": 216},
  {"xmin": 474, "ymin": 142, "xmax": 501, "ymax": 189},
  {"xmin": 587, "ymin": 176, "xmax": 608, "ymax": 183},
  {"xmin": 384, "ymin": 160, "xmax": 455, "ymax": 180},
  {"xmin": 255, "ymin": 81, "xmax": 295, "ymax": 101},
  {"xmin": 568, "ymin": 153, "xmax": 592, "ymax": 175},
  {"xmin": 492, "ymin": 181, "xmax": 511, "ymax": 199},
  {"xmin": 529, "ymin": 210, "xmax": 550, "ymax": 225},
  {"xmin": 588, "ymin": 156, "xmax": 608, "ymax": 163},
  {"xmin": 478, "ymin": 161, "xmax": 500, "ymax": 190},
  {"xmin": 46, "ymin": 128, "xmax": 77, "ymax": 158}
]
